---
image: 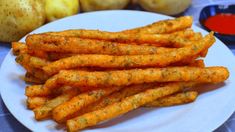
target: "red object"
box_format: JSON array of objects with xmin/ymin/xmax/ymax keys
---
[{"xmin": 204, "ymin": 14, "xmax": 235, "ymax": 35}]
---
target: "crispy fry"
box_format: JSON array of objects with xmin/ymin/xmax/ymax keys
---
[
  {"xmin": 145, "ymin": 91, "xmax": 198, "ymax": 107},
  {"xmin": 25, "ymin": 84, "xmax": 73, "ymax": 97},
  {"xmin": 15, "ymin": 55, "xmax": 50, "ymax": 81},
  {"xmin": 24, "ymin": 72, "xmax": 44, "ymax": 84},
  {"xmin": 26, "ymin": 34, "xmax": 176, "ymax": 55},
  {"xmin": 12, "ymin": 42, "xmax": 27, "ymax": 55},
  {"xmin": 15, "ymin": 54, "xmax": 49, "ymax": 69},
  {"xmin": 188, "ymin": 60, "xmax": 205, "ymax": 67},
  {"xmin": 121, "ymin": 16, "xmax": 193, "ymax": 34},
  {"xmin": 200, "ymin": 49, "xmax": 208, "ymax": 57},
  {"xmin": 25, "ymin": 85, "xmax": 52, "ymax": 97},
  {"xmin": 27, "ymin": 97, "xmax": 51, "ymax": 109},
  {"xmin": 26, "ymin": 86, "xmax": 197, "ymax": 111},
  {"xmin": 43, "ymin": 33, "xmax": 214, "ymax": 75},
  {"xmin": 27, "ymin": 30, "xmax": 194, "ymax": 47},
  {"xmin": 66, "ymin": 82, "xmax": 195, "ymax": 131},
  {"xmin": 52, "ymin": 86, "xmax": 122, "ymax": 123},
  {"xmin": 77, "ymin": 83, "xmax": 158, "ymax": 116},
  {"xmin": 46, "ymin": 52, "xmax": 77, "ymax": 61},
  {"xmin": 43, "ymin": 66, "xmax": 229, "ymax": 89},
  {"xmin": 188, "ymin": 32, "xmax": 203, "ymax": 41},
  {"xmin": 173, "ymin": 59, "xmax": 205, "ymax": 67},
  {"xmin": 11, "ymin": 43, "xmax": 50, "ymax": 59},
  {"xmin": 187, "ymin": 32, "xmax": 207, "ymax": 57},
  {"xmin": 33, "ymin": 89, "xmax": 80, "ymax": 120},
  {"xmin": 16, "ymin": 59, "xmax": 50, "ymax": 81},
  {"xmin": 27, "ymin": 68, "xmax": 49, "ymax": 82},
  {"xmin": 45, "ymin": 16, "xmax": 192, "ymax": 36},
  {"xmin": 170, "ymin": 29, "xmax": 194, "ymax": 38},
  {"xmin": 28, "ymin": 50, "xmax": 49, "ymax": 59}
]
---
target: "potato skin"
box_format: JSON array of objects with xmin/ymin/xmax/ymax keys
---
[
  {"xmin": 139, "ymin": 0, "xmax": 192, "ymax": 15},
  {"xmin": 80, "ymin": 0, "xmax": 130, "ymax": 12},
  {"xmin": 45, "ymin": 0, "xmax": 79, "ymax": 22},
  {"xmin": 0, "ymin": 0, "xmax": 45, "ymax": 42}
]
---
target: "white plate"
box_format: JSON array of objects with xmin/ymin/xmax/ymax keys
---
[{"xmin": 1, "ymin": 10, "xmax": 235, "ymax": 132}]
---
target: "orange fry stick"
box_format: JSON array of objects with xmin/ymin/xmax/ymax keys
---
[
  {"xmin": 27, "ymin": 29, "xmax": 193, "ymax": 47},
  {"xmin": 33, "ymin": 88, "xmax": 80, "ymax": 120},
  {"xmin": 25, "ymin": 85, "xmax": 74, "ymax": 97},
  {"xmin": 66, "ymin": 82, "xmax": 195, "ymax": 131},
  {"xmin": 42, "ymin": 33, "xmax": 214, "ymax": 75},
  {"xmin": 52, "ymin": 86, "xmax": 122, "ymax": 123},
  {"xmin": 145, "ymin": 91, "xmax": 198, "ymax": 107},
  {"xmin": 26, "ymin": 35, "xmax": 176, "ymax": 55},
  {"xmin": 27, "ymin": 96, "xmax": 52, "ymax": 109},
  {"xmin": 15, "ymin": 54, "xmax": 49, "ymax": 69},
  {"xmin": 77, "ymin": 83, "xmax": 158, "ymax": 116},
  {"xmin": 12, "ymin": 42, "xmax": 27, "ymax": 55},
  {"xmin": 24, "ymin": 72, "xmax": 44, "ymax": 84},
  {"xmin": 121, "ymin": 16, "xmax": 193, "ymax": 34},
  {"xmin": 43, "ymin": 66, "xmax": 229, "ymax": 90}
]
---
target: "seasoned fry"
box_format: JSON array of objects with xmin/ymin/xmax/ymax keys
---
[
  {"xmin": 46, "ymin": 52, "xmax": 77, "ymax": 61},
  {"xmin": 27, "ymin": 97, "xmax": 51, "ymax": 109},
  {"xmin": 52, "ymin": 86, "xmax": 122, "ymax": 123},
  {"xmin": 28, "ymin": 50, "xmax": 49, "ymax": 59},
  {"xmin": 24, "ymin": 72, "xmax": 44, "ymax": 84},
  {"xmin": 25, "ymin": 85, "xmax": 52, "ymax": 97},
  {"xmin": 33, "ymin": 89, "xmax": 80, "ymax": 120},
  {"xmin": 26, "ymin": 34, "xmax": 176, "ymax": 55},
  {"xmin": 200, "ymin": 49, "xmax": 208, "ymax": 57},
  {"xmin": 77, "ymin": 83, "xmax": 157, "ymax": 116},
  {"xmin": 12, "ymin": 42, "xmax": 27, "ymax": 55},
  {"xmin": 45, "ymin": 16, "xmax": 192, "ymax": 36},
  {"xmin": 27, "ymin": 68, "xmax": 49, "ymax": 82},
  {"xmin": 43, "ymin": 33, "xmax": 214, "ymax": 75},
  {"xmin": 43, "ymin": 66, "xmax": 229, "ymax": 89},
  {"xmin": 25, "ymin": 84, "xmax": 73, "ymax": 97},
  {"xmin": 145, "ymin": 91, "xmax": 198, "ymax": 107},
  {"xmin": 121, "ymin": 16, "xmax": 193, "ymax": 34},
  {"xmin": 66, "ymin": 82, "xmax": 195, "ymax": 131},
  {"xmin": 188, "ymin": 60, "xmax": 205, "ymax": 67},
  {"xmin": 16, "ymin": 59, "xmax": 50, "ymax": 81},
  {"xmin": 173, "ymin": 59, "xmax": 205, "ymax": 67},
  {"xmin": 11, "ymin": 43, "xmax": 49, "ymax": 59},
  {"xmin": 172, "ymin": 59, "xmax": 197, "ymax": 67},
  {"xmin": 16, "ymin": 54, "xmax": 49, "ymax": 69},
  {"xmin": 188, "ymin": 32, "xmax": 203, "ymax": 41},
  {"xmin": 26, "ymin": 88, "xmax": 197, "ymax": 111},
  {"xmin": 171, "ymin": 29, "xmax": 195, "ymax": 39},
  {"xmin": 78, "ymin": 85, "xmax": 198, "ymax": 116},
  {"xmin": 28, "ymin": 29, "xmax": 194, "ymax": 47}
]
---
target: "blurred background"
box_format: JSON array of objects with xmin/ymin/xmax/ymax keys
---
[{"xmin": 0, "ymin": 0, "xmax": 234, "ymax": 43}]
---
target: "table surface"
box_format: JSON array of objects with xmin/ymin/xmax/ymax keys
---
[{"xmin": 1, "ymin": 0, "xmax": 235, "ymax": 131}]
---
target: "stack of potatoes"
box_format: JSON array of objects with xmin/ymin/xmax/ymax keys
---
[{"xmin": 0, "ymin": 0, "xmax": 191, "ymax": 42}]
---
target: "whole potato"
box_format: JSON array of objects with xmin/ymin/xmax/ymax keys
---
[
  {"xmin": 80, "ymin": 0, "xmax": 130, "ymax": 12},
  {"xmin": 0, "ymin": 0, "xmax": 46, "ymax": 42},
  {"xmin": 45, "ymin": 0, "xmax": 79, "ymax": 22},
  {"xmin": 138, "ymin": 0, "xmax": 192, "ymax": 15}
]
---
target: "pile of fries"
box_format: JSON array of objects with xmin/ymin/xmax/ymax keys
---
[{"xmin": 12, "ymin": 16, "xmax": 229, "ymax": 131}]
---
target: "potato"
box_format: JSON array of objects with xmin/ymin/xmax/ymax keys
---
[
  {"xmin": 45, "ymin": 0, "xmax": 79, "ymax": 22},
  {"xmin": 80, "ymin": 0, "xmax": 130, "ymax": 12},
  {"xmin": 0, "ymin": 0, "xmax": 46, "ymax": 42},
  {"xmin": 138, "ymin": 0, "xmax": 192, "ymax": 15}
]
